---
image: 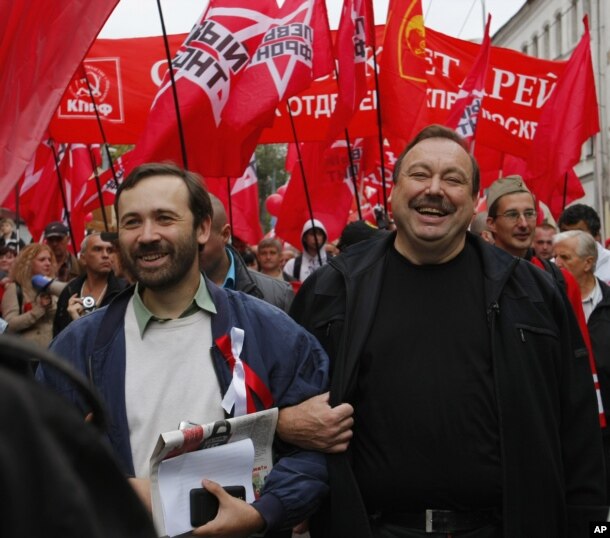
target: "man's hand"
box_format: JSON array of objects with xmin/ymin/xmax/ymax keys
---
[
  {"xmin": 128, "ymin": 477, "xmax": 152, "ymax": 513},
  {"xmin": 67, "ymin": 293, "xmax": 84, "ymax": 320},
  {"xmin": 192, "ymin": 479, "xmax": 265, "ymax": 537},
  {"xmin": 277, "ymin": 392, "xmax": 354, "ymax": 453}
]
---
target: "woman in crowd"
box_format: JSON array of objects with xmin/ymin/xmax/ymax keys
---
[{"xmin": 1, "ymin": 244, "xmax": 58, "ymax": 348}]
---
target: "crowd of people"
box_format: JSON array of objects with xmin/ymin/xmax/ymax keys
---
[{"xmin": 2, "ymin": 124, "xmax": 610, "ymax": 536}]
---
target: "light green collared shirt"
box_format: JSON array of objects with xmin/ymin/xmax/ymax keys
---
[{"xmin": 132, "ymin": 274, "xmax": 216, "ymax": 338}]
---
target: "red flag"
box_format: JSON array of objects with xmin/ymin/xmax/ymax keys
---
[
  {"xmin": 379, "ymin": 0, "xmax": 428, "ymax": 142},
  {"xmin": 275, "ymin": 140, "xmax": 356, "ymax": 248},
  {"xmin": 206, "ymin": 156, "xmax": 263, "ymax": 246},
  {"xmin": 525, "ymin": 17, "xmax": 599, "ymax": 217},
  {"xmin": 445, "ymin": 15, "xmax": 492, "ymax": 146},
  {"xmin": 327, "ymin": 0, "xmax": 375, "ymax": 140},
  {"xmin": 0, "ymin": 0, "xmax": 119, "ymax": 204},
  {"xmin": 131, "ymin": 0, "xmax": 333, "ymax": 179},
  {"xmin": 222, "ymin": 0, "xmax": 333, "ymax": 131},
  {"xmin": 81, "ymin": 152, "xmax": 130, "ymax": 214},
  {"xmin": 130, "ymin": 0, "xmax": 281, "ymax": 178}
]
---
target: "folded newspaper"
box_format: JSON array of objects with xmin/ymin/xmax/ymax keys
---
[{"xmin": 150, "ymin": 408, "xmax": 278, "ymax": 537}]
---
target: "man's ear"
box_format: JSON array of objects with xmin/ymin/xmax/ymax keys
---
[
  {"xmin": 221, "ymin": 223, "xmax": 232, "ymax": 246},
  {"xmin": 584, "ymin": 255, "xmax": 595, "ymax": 273},
  {"xmin": 197, "ymin": 216, "xmax": 212, "ymax": 247},
  {"xmin": 486, "ymin": 216, "xmax": 496, "ymax": 234}
]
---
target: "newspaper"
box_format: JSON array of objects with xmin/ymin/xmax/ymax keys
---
[{"xmin": 150, "ymin": 408, "xmax": 278, "ymax": 537}]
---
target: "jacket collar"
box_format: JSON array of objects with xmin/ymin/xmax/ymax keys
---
[{"xmin": 331, "ymin": 231, "xmax": 520, "ymax": 306}]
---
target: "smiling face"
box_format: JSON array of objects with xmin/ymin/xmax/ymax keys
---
[
  {"xmin": 487, "ymin": 192, "xmax": 537, "ymax": 258},
  {"xmin": 118, "ymin": 175, "xmax": 210, "ymax": 291},
  {"xmin": 391, "ymin": 137, "xmax": 476, "ymax": 264}
]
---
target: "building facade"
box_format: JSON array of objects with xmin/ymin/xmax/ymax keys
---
[{"xmin": 492, "ymin": 0, "xmax": 609, "ymax": 236}]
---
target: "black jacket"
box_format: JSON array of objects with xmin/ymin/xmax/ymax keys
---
[
  {"xmin": 290, "ymin": 232, "xmax": 606, "ymax": 537},
  {"xmin": 228, "ymin": 245, "xmax": 294, "ymax": 313},
  {"xmin": 53, "ymin": 272, "xmax": 128, "ymax": 337},
  {"xmin": 589, "ymin": 279, "xmax": 610, "ymax": 428}
]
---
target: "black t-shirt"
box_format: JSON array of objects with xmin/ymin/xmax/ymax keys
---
[{"xmin": 352, "ymin": 241, "xmax": 501, "ymax": 513}]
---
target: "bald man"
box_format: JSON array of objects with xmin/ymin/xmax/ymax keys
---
[{"xmin": 200, "ymin": 195, "xmax": 294, "ymax": 312}]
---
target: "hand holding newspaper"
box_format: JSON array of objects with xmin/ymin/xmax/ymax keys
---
[{"xmin": 150, "ymin": 408, "xmax": 278, "ymax": 537}]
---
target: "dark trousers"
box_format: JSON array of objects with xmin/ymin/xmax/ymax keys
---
[{"xmin": 371, "ymin": 522, "xmax": 502, "ymax": 538}]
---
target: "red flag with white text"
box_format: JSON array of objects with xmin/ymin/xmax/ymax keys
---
[
  {"xmin": 222, "ymin": 0, "xmax": 334, "ymax": 131},
  {"xmin": 81, "ymin": 151, "xmax": 130, "ymax": 214},
  {"xmin": 206, "ymin": 156, "xmax": 263, "ymax": 246},
  {"xmin": 130, "ymin": 0, "xmax": 282, "ymax": 178},
  {"xmin": 0, "ymin": 0, "xmax": 119, "ymax": 204},
  {"xmin": 445, "ymin": 15, "xmax": 491, "ymax": 146},
  {"xmin": 327, "ymin": 0, "xmax": 375, "ymax": 141}
]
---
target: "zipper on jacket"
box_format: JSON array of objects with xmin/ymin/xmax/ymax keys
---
[
  {"xmin": 519, "ymin": 328, "xmax": 525, "ymax": 342},
  {"xmin": 87, "ymin": 355, "xmax": 94, "ymax": 384},
  {"xmin": 486, "ymin": 302, "xmax": 500, "ymax": 327}
]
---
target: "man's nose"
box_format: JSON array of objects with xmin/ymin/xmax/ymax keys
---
[
  {"xmin": 138, "ymin": 220, "xmax": 160, "ymax": 242},
  {"xmin": 426, "ymin": 175, "xmax": 442, "ymax": 195}
]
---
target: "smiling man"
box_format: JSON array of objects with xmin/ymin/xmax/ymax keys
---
[
  {"xmin": 287, "ymin": 125, "xmax": 607, "ymax": 537},
  {"xmin": 37, "ymin": 163, "xmax": 329, "ymax": 537}
]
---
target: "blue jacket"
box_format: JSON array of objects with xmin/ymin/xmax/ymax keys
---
[{"xmin": 37, "ymin": 279, "xmax": 329, "ymax": 531}]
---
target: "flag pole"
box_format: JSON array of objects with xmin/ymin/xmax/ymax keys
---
[
  {"xmin": 226, "ymin": 177, "xmax": 234, "ymax": 243},
  {"xmin": 344, "ymin": 130, "xmax": 363, "ymax": 220},
  {"xmin": 333, "ymin": 60, "xmax": 363, "ymax": 220},
  {"xmin": 371, "ymin": 45, "xmax": 389, "ymax": 217},
  {"xmin": 562, "ymin": 172, "xmax": 569, "ymax": 211},
  {"xmin": 87, "ymin": 146, "xmax": 110, "ymax": 232},
  {"xmin": 49, "ymin": 141, "xmax": 78, "ymax": 254},
  {"xmin": 14, "ymin": 184, "xmax": 21, "ymax": 253},
  {"xmin": 155, "ymin": 0, "xmax": 189, "ymax": 170},
  {"xmin": 287, "ymin": 104, "xmax": 323, "ymax": 266},
  {"xmin": 81, "ymin": 68, "xmax": 118, "ymax": 186}
]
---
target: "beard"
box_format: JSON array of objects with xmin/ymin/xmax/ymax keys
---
[{"xmin": 119, "ymin": 230, "xmax": 199, "ymax": 291}]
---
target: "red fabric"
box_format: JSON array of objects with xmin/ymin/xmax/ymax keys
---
[
  {"xmin": 81, "ymin": 151, "xmax": 130, "ymax": 214},
  {"xmin": 47, "ymin": 24, "xmax": 569, "ymax": 157},
  {"xmin": 206, "ymin": 156, "xmax": 263, "ymax": 246},
  {"xmin": 275, "ymin": 140, "xmax": 357, "ymax": 248},
  {"xmin": 0, "ymin": 0, "xmax": 119, "ymax": 204},
  {"xmin": 215, "ymin": 333, "xmax": 274, "ymax": 413},
  {"xmin": 445, "ymin": 16, "xmax": 491, "ymax": 146},
  {"xmin": 327, "ymin": 0, "xmax": 375, "ymax": 141},
  {"xmin": 378, "ymin": 0, "xmax": 428, "ymax": 142},
  {"xmin": 129, "ymin": 0, "xmax": 333, "ymax": 178},
  {"xmin": 531, "ymin": 257, "xmax": 606, "ymax": 427},
  {"xmin": 222, "ymin": 0, "xmax": 333, "ymax": 131},
  {"xmin": 525, "ymin": 17, "xmax": 599, "ymax": 220}
]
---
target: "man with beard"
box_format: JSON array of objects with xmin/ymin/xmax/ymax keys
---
[
  {"xmin": 285, "ymin": 125, "xmax": 606, "ymax": 536},
  {"xmin": 37, "ymin": 163, "xmax": 329, "ymax": 537}
]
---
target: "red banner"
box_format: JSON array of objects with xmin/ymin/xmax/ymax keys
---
[
  {"xmin": 0, "ymin": 0, "xmax": 119, "ymax": 205},
  {"xmin": 48, "ymin": 25, "xmax": 568, "ymax": 157}
]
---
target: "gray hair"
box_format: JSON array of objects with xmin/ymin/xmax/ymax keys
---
[
  {"xmin": 80, "ymin": 232, "xmax": 102, "ymax": 255},
  {"xmin": 553, "ymin": 230, "xmax": 598, "ymax": 271}
]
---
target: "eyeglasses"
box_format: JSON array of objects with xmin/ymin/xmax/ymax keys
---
[{"xmin": 495, "ymin": 209, "xmax": 537, "ymax": 223}]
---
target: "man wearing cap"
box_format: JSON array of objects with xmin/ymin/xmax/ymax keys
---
[
  {"xmin": 284, "ymin": 125, "xmax": 606, "ymax": 536},
  {"xmin": 44, "ymin": 222, "xmax": 81, "ymax": 283},
  {"xmin": 485, "ymin": 177, "xmax": 604, "ymax": 428}
]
